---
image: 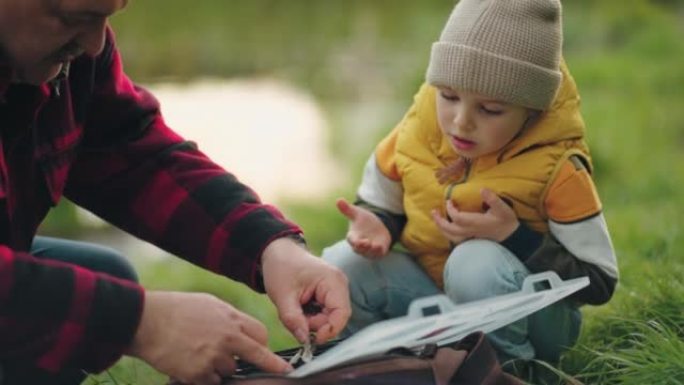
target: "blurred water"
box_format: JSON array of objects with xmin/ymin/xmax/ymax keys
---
[{"xmin": 152, "ymin": 78, "xmax": 343, "ymax": 202}]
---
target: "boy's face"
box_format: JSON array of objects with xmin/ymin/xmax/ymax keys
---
[
  {"xmin": 436, "ymin": 87, "xmax": 530, "ymax": 159},
  {"xmin": 0, "ymin": 0, "xmax": 128, "ymax": 85}
]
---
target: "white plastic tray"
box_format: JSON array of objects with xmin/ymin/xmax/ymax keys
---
[{"xmin": 290, "ymin": 271, "xmax": 588, "ymax": 377}]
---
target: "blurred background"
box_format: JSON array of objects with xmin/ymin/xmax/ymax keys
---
[{"xmin": 35, "ymin": 0, "xmax": 683, "ymax": 383}]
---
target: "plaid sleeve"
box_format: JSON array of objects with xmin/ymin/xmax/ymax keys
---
[
  {"xmin": 0, "ymin": 245, "xmax": 143, "ymax": 373},
  {"xmin": 64, "ymin": 28, "xmax": 301, "ymax": 289}
]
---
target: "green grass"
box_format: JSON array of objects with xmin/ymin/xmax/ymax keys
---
[
  {"xmin": 67, "ymin": 0, "xmax": 684, "ymax": 383},
  {"xmin": 562, "ymin": 269, "xmax": 684, "ymax": 384}
]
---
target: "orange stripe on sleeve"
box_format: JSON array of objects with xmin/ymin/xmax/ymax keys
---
[{"xmin": 545, "ymin": 158, "xmax": 602, "ymax": 223}]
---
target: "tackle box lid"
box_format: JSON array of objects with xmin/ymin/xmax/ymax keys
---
[{"xmin": 291, "ymin": 271, "xmax": 588, "ymax": 377}]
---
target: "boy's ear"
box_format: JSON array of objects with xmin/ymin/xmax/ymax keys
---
[{"xmin": 524, "ymin": 109, "xmax": 542, "ymax": 129}]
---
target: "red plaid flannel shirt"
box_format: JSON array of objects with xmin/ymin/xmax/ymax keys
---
[{"xmin": 0, "ymin": 28, "xmax": 301, "ymax": 374}]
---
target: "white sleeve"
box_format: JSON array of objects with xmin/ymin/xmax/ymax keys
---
[
  {"xmin": 357, "ymin": 154, "xmax": 404, "ymax": 215},
  {"xmin": 549, "ymin": 213, "xmax": 619, "ymax": 279}
]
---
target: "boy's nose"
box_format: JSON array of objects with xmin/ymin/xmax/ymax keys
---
[{"xmin": 453, "ymin": 112, "xmax": 475, "ymax": 133}]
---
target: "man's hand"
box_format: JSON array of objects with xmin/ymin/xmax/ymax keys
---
[
  {"xmin": 336, "ymin": 198, "xmax": 391, "ymax": 259},
  {"xmin": 261, "ymin": 237, "xmax": 350, "ymax": 345},
  {"xmin": 432, "ymin": 188, "xmax": 519, "ymax": 243},
  {"xmin": 127, "ymin": 291, "xmax": 291, "ymax": 385}
]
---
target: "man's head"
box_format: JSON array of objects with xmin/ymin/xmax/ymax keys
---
[
  {"xmin": 0, "ymin": 0, "xmax": 128, "ymax": 85},
  {"xmin": 426, "ymin": 0, "xmax": 563, "ymax": 111}
]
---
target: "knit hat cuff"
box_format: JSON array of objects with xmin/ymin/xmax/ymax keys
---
[{"xmin": 426, "ymin": 42, "xmax": 561, "ymax": 110}]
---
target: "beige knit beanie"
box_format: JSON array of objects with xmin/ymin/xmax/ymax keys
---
[{"xmin": 426, "ymin": 0, "xmax": 563, "ymax": 110}]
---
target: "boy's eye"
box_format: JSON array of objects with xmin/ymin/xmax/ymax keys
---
[
  {"xmin": 481, "ymin": 105, "xmax": 503, "ymax": 115},
  {"xmin": 440, "ymin": 92, "xmax": 459, "ymax": 101}
]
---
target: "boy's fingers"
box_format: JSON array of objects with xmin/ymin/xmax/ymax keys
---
[
  {"xmin": 481, "ymin": 188, "xmax": 510, "ymax": 216},
  {"xmin": 346, "ymin": 234, "xmax": 363, "ymax": 248},
  {"xmin": 445, "ymin": 200, "xmax": 460, "ymax": 220},
  {"xmin": 376, "ymin": 243, "xmax": 389, "ymax": 256},
  {"xmin": 349, "ymin": 238, "xmax": 368, "ymax": 255},
  {"xmin": 431, "ymin": 209, "xmax": 447, "ymax": 227},
  {"xmin": 449, "ymin": 207, "xmax": 483, "ymax": 228},
  {"xmin": 359, "ymin": 240, "xmax": 373, "ymax": 255},
  {"xmin": 336, "ymin": 198, "xmax": 357, "ymax": 221},
  {"xmin": 434, "ymin": 209, "xmax": 472, "ymax": 238},
  {"xmin": 432, "ymin": 210, "xmax": 455, "ymax": 234}
]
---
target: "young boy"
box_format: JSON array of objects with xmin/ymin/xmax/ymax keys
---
[{"xmin": 322, "ymin": 0, "xmax": 618, "ymax": 369}]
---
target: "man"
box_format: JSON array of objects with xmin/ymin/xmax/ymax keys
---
[{"xmin": 0, "ymin": 1, "xmax": 350, "ymax": 384}]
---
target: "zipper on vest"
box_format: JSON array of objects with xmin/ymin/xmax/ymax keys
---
[
  {"xmin": 444, "ymin": 158, "xmax": 472, "ymax": 204},
  {"xmin": 443, "ymin": 158, "xmax": 471, "ymax": 248}
]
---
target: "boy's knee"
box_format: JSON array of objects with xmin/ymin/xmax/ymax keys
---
[
  {"xmin": 444, "ymin": 239, "xmax": 510, "ymax": 279},
  {"xmin": 322, "ymin": 240, "xmax": 395, "ymax": 311},
  {"xmin": 443, "ymin": 239, "xmax": 526, "ymax": 303},
  {"xmin": 321, "ymin": 240, "xmax": 352, "ymax": 265},
  {"xmin": 322, "ymin": 240, "xmax": 372, "ymax": 289},
  {"xmin": 322, "ymin": 241, "xmax": 367, "ymax": 276}
]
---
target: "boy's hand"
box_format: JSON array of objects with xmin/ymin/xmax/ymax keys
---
[
  {"xmin": 336, "ymin": 198, "xmax": 391, "ymax": 259},
  {"xmin": 432, "ymin": 189, "xmax": 519, "ymax": 243}
]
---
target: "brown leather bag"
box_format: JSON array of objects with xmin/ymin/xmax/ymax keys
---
[{"xmin": 217, "ymin": 332, "xmax": 523, "ymax": 385}]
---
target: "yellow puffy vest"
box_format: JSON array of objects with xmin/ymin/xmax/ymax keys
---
[{"xmin": 376, "ymin": 62, "xmax": 591, "ymax": 287}]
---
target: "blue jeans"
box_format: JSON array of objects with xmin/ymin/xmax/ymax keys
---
[
  {"xmin": 322, "ymin": 239, "xmax": 581, "ymax": 364},
  {"xmin": 0, "ymin": 237, "xmax": 138, "ymax": 385}
]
